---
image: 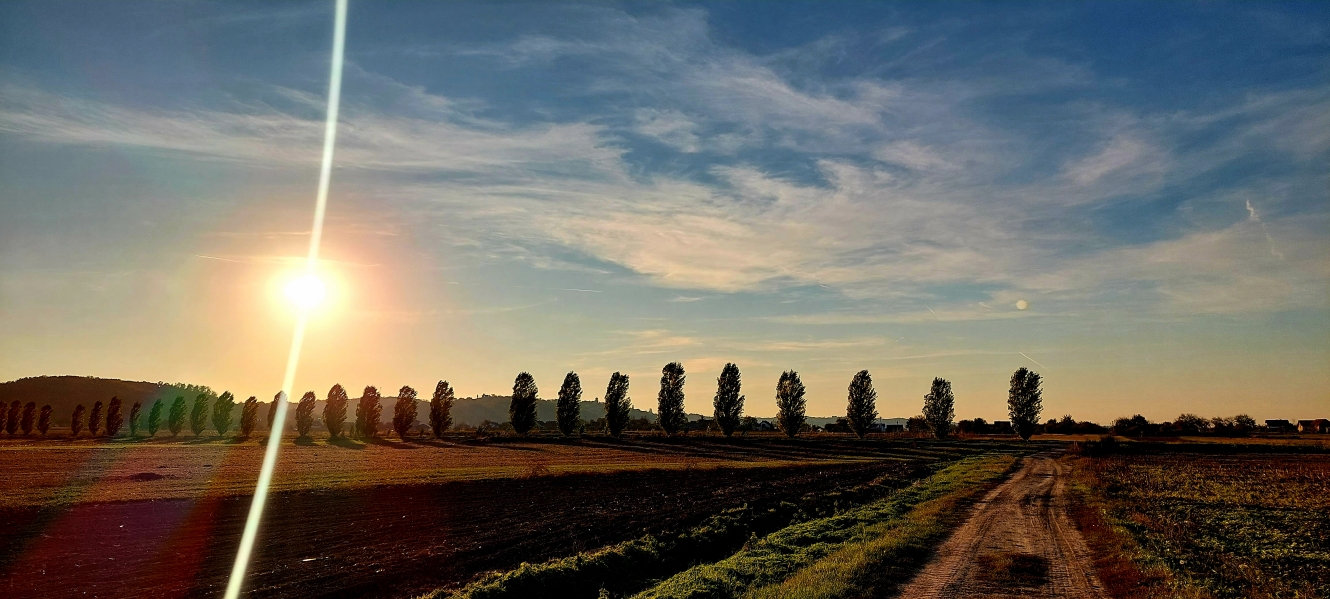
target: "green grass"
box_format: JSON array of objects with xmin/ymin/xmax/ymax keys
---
[{"xmin": 632, "ymin": 454, "xmax": 1018, "ymax": 599}]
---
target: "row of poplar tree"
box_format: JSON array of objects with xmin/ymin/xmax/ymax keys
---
[{"xmin": 4, "ymin": 363, "xmax": 1043, "ymax": 441}]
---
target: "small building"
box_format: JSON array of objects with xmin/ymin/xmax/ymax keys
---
[
  {"xmin": 1297, "ymin": 419, "xmax": 1328, "ymax": 434},
  {"xmin": 1266, "ymin": 419, "xmax": 1293, "ymax": 432}
]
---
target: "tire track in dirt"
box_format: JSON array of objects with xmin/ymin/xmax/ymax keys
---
[{"xmin": 895, "ymin": 453, "xmax": 1107, "ymax": 599}]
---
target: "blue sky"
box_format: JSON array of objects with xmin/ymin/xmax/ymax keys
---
[{"xmin": 1, "ymin": 1, "xmax": 1327, "ymax": 422}]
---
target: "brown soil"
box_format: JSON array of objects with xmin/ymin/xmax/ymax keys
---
[
  {"xmin": 0, "ymin": 460, "xmax": 912, "ymax": 599},
  {"xmin": 895, "ymin": 454, "xmax": 1108, "ymax": 599}
]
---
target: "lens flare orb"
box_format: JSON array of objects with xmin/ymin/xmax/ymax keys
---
[{"xmin": 284, "ymin": 274, "xmax": 327, "ymax": 309}]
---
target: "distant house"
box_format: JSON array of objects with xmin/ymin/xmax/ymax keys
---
[
  {"xmin": 1266, "ymin": 419, "xmax": 1293, "ymax": 432},
  {"xmin": 1297, "ymin": 419, "xmax": 1328, "ymax": 434}
]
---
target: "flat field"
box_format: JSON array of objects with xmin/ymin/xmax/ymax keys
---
[
  {"xmin": 0, "ymin": 434, "xmax": 1010, "ymax": 599},
  {"xmin": 1070, "ymin": 443, "xmax": 1330, "ymax": 599}
]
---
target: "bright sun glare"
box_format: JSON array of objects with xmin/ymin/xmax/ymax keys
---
[{"xmin": 284, "ymin": 273, "xmax": 328, "ymax": 309}]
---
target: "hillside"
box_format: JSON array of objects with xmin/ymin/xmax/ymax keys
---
[{"xmin": 0, "ymin": 376, "xmax": 212, "ymax": 426}]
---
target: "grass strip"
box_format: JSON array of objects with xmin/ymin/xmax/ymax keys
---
[
  {"xmin": 419, "ymin": 458, "xmax": 963, "ymax": 599},
  {"xmin": 633, "ymin": 454, "xmax": 1018, "ymax": 599}
]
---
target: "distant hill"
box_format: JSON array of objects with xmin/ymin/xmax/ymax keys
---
[{"xmin": 0, "ymin": 376, "xmax": 214, "ymax": 426}]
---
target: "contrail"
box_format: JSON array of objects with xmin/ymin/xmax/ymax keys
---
[
  {"xmin": 1018, "ymin": 352, "xmax": 1047, "ymax": 370},
  {"xmin": 194, "ymin": 254, "xmax": 246, "ymax": 263},
  {"xmin": 224, "ymin": 1, "xmax": 347, "ymax": 597}
]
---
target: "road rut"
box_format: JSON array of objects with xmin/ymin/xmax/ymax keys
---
[{"xmin": 896, "ymin": 454, "xmax": 1107, "ymax": 599}]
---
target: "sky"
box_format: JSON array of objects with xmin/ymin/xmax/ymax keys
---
[{"xmin": 1, "ymin": 1, "xmax": 1327, "ymax": 423}]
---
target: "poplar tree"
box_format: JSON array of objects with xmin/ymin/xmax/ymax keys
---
[
  {"xmin": 429, "ymin": 381, "xmax": 454, "ymax": 439},
  {"xmin": 775, "ymin": 370, "xmax": 807, "ymax": 438},
  {"xmin": 5, "ymin": 401, "xmax": 19, "ymax": 435},
  {"xmin": 20, "ymin": 402, "xmax": 36, "ymax": 436},
  {"xmin": 189, "ymin": 393, "xmax": 208, "ymax": 437},
  {"xmin": 106, "ymin": 396, "xmax": 123, "ymax": 437},
  {"xmin": 267, "ymin": 392, "xmax": 281, "ymax": 432},
  {"xmin": 240, "ymin": 396, "xmax": 259, "ymax": 437},
  {"xmin": 657, "ymin": 362, "xmax": 687, "ymax": 436},
  {"xmin": 89, "ymin": 401, "xmax": 104, "ymax": 436},
  {"xmin": 71, "ymin": 404, "xmax": 86, "ymax": 436},
  {"xmin": 211, "ymin": 391, "xmax": 235, "ymax": 436},
  {"xmin": 296, "ymin": 391, "xmax": 317, "ymax": 438},
  {"xmin": 509, "ymin": 373, "xmax": 539, "ymax": 435},
  {"xmin": 359, "ymin": 386, "xmax": 382, "ymax": 438},
  {"xmin": 713, "ymin": 363, "xmax": 744, "ymax": 437},
  {"xmin": 128, "ymin": 401, "xmax": 142, "ymax": 437},
  {"xmin": 324, "ymin": 384, "xmax": 348, "ymax": 439},
  {"xmin": 1007, "ymin": 368, "xmax": 1043, "ymax": 441},
  {"xmin": 168, "ymin": 397, "xmax": 186, "ymax": 436},
  {"xmin": 556, "ymin": 372, "xmax": 582, "ymax": 437},
  {"xmin": 922, "ymin": 377, "xmax": 955, "ymax": 439},
  {"xmin": 38, "ymin": 405, "xmax": 52, "ymax": 435},
  {"xmin": 148, "ymin": 399, "xmax": 163, "ymax": 437},
  {"xmin": 393, "ymin": 386, "xmax": 418, "ymax": 439},
  {"xmin": 603, "ymin": 373, "xmax": 631, "ymax": 438},
  {"xmin": 845, "ymin": 370, "xmax": 878, "ymax": 439}
]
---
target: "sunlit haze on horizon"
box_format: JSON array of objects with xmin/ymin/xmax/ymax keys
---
[{"xmin": 1, "ymin": 1, "xmax": 1327, "ymax": 423}]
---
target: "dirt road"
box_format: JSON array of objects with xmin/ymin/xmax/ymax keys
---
[{"xmin": 896, "ymin": 454, "xmax": 1107, "ymax": 599}]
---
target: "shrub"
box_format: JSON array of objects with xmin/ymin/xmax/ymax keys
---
[
  {"xmin": 556, "ymin": 372, "xmax": 582, "ymax": 437},
  {"xmin": 510, "ymin": 373, "xmax": 539, "ymax": 435},
  {"xmin": 604, "ymin": 373, "xmax": 632, "ymax": 438},
  {"xmin": 775, "ymin": 370, "xmax": 806, "ymax": 438},
  {"xmin": 89, "ymin": 401, "xmax": 103, "ymax": 436},
  {"xmin": 1007, "ymin": 367, "xmax": 1043, "ymax": 440},
  {"xmin": 189, "ymin": 393, "xmax": 209, "ymax": 437},
  {"xmin": 106, "ymin": 396, "xmax": 123, "ymax": 437},
  {"xmin": 240, "ymin": 396, "xmax": 259, "ymax": 437},
  {"xmin": 922, "ymin": 377, "xmax": 955, "ymax": 439},
  {"xmin": 907, "ymin": 415, "xmax": 929, "ymax": 432},
  {"xmin": 148, "ymin": 399, "xmax": 163, "ymax": 437},
  {"xmin": 845, "ymin": 370, "xmax": 878, "ymax": 438},
  {"xmin": 429, "ymin": 380, "xmax": 454, "ymax": 438},
  {"xmin": 324, "ymin": 384, "xmax": 349, "ymax": 438},
  {"xmin": 296, "ymin": 391, "xmax": 317, "ymax": 437},
  {"xmin": 658, "ymin": 362, "xmax": 687, "ymax": 436},
  {"xmin": 20, "ymin": 402, "xmax": 36, "ymax": 436},
  {"xmin": 268, "ymin": 392, "xmax": 281, "ymax": 431},
  {"xmin": 712, "ymin": 363, "xmax": 744, "ymax": 437},
  {"xmin": 37, "ymin": 405, "xmax": 52, "ymax": 435},
  {"xmin": 71, "ymin": 404, "xmax": 86, "ymax": 436},
  {"xmin": 393, "ymin": 386, "xmax": 418, "ymax": 439},
  {"xmin": 128, "ymin": 401, "xmax": 142, "ymax": 437},
  {"xmin": 168, "ymin": 396, "xmax": 186, "ymax": 436},
  {"xmin": 359, "ymin": 386, "xmax": 382, "ymax": 438}
]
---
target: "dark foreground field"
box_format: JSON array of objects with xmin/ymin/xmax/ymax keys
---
[{"xmin": 0, "ymin": 455, "xmax": 919, "ymax": 599}]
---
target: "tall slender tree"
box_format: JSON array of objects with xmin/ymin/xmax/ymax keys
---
[
  {"xmin": 148, "ymin": 399, "xmax": 163, "ymax": 437},
  {"xmin": 359, "ymin": 386, "xmax": 382, "ymax": 439},
  {"xmin": 37, "ymin": 405, "xmax": 52, "ymax": 435},
  {"xmin": 657, "ymin": 362, "xmax": 687, "ymax": 436},
  {"xmin": 189, "ymin": 393, "xmax": 208, "ymax": 437},
  {"xmin": 0, "ymin": 402, "xmax": 6, "ymax": 433},
  {"xmin": 509, "ymin": 373, "xmax": 539, "ymax": 435},
  {"xmin": 429, "ymin": 381, "xmax": 454, "ymax": 439},
  {"xmin": 393, "ymin": 386, "xmax": 418, "ymax": 439},
  {"xmin": 5, "ymin": 401, "xmax": 19, "ymax": 435},
  {"xmin": 603, "ymin": 373, "xmax": 632, "ymax": 438},
  {"xmin": 712, "ymin": 363, "xmax": 744, "ymax": 437},
  {"xmin": 296, "ymin": 392, "xmax": 317, "ymax": 438},
  {"xmin": 845, "ymin": 370, "xmax": 878, "ymax": 439},
  {"xmin": 1007, "ymin": 367, "xmax": 1043, "ymax": 441},
  {"xmin": 106, "ymin": 396, "xmax": 124, "ymax": 437},
  {"xmin": 20, "ymin": 402, "xmax": 36, "ymax": 436},
  {"xmin": 324, "ymin": 384, "xmax": 348, "ymax": 439},
  {"xmin": 267, "ymin": 392, "xmax": 281, "ymax": 432},
  {"xmin": 88, "ymin": 401, "xmax": 103, "ymax": 437},
  {"xmin": 211, "ymin": 391, "xmax": 235, "ymax": 436},
  {"xmin": 71, "ymin": 404, "xmax": 86, "ymax": 437},
  {"xmin": 168, "ymin": 396, "xmax": 186, "ymax": 436},
  {"xmin": 775, "ymin": 370, "xmax": 807, "ymax": 438},
  {"xmin": 240, "ymin": 396, "xmax": 259, "ymax": 438},
  {"xmin": 128, "ymin": 401, "xmax": 142, "ymax": 437},
  {"xmin": 922, "ymin": 378, "xmax": 956, "ymax": 439},
  {"xmin": 556, "ymin": 372, "xmax": 582, "ymax": 437}
]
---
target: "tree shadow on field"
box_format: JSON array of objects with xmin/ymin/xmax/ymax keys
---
[
  {"xmin": 183, "ymin": 437, "xmax": 228, "ymax": 445},
  {"xmin": 414, "ymin": 439, "xmax": 478, "ymax": 450},
  {"xmin": 293, "ymin": 436, "xmax": 316, "ymax": 446},
  {"xmin": 483, "ymin": 443, "xmax": 548, "ymax": 453},
  {"xmin": 327, "ymin": 437, "xmax": 367, "ymax": 450},
  {"xmin": 366, "ymin": 438, "xmax": 421, "ymax": 450}
]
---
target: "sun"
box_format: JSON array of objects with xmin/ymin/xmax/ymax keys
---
[{"xmin": 283, "ymin": 273, "xmax": 328, "ymax": 310}]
